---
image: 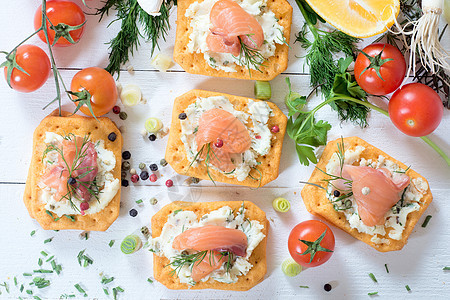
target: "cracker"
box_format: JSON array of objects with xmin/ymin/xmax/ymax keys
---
[
  {"xmin": 165, "ymin": 89, "xmax": 287, "ymax": 187},
  {"xmin": 174, "ymin": 0, "xmax": 293, "ymax": 80},
  {"xmin": 301, "ymin": 136, "xmax": 433, "ymax": 252},
  {"xmin": 23, "ymin": 110, "xmax": 123, "ymax": 231},
  {"xmin": 151, "ymin": 200, "xmax": 268, "ymax": 290}
]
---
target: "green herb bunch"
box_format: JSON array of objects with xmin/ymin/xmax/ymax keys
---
[{"xmin": 97, "ymin": 0, "xmax": 175, "ymax": 76}]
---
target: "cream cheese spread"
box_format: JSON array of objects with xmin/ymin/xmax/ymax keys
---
[
  {"xmin": 38, "ymin": 132, "xmax": 120, "ymax": 217},
  {"xmin": 146, "ymin": 204, "xmax": 265, "ymax": 285},
  {"xmin": 325, "ymin": 146, "xmax": 427, "ymax": 244},
  {"xmin": 185, "ymin": 0, "xmax": 285, "ymax": 72},
  {"xmin": 180, "ymin": 96, "xmax": 273, "ymax": 181}
]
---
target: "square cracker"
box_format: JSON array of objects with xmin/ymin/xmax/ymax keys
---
[
  {"xmin": 174, "ymin": 0, "xmax": 293, "ymax": 80},
  {"xmin": 301, "ymin": 136, "xmax": 433, "ymax": 252},
  {"xmin": 151, "ymin": 200, "xmax": 268, "ymax": 290},
  {"xmin": 165, "ymin": 89, "xmax": 287, "ymax": 187},
  {"xmin": 23, "ymin": 110, "xmax": 123, "ymax": 231}
]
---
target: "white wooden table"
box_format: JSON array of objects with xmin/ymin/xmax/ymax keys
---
[{"xmin": 0, "ymin": 0, "xmax": 449, "ymax": 299}]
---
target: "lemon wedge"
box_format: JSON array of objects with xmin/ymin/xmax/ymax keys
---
[{"xmin": 304, "ymin": 0, "xmax": 400, "ymax": 38}]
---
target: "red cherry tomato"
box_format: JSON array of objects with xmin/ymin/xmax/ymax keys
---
[
  {"xmin": 354, "ymin": 43, "xmax": 406, "ymax": 95},
  {"xmin": 34, "ymin": 0, "xmax": 86, "ymax": 47},
  {"xmin": 70, "ymin": 67, "xmax": 118, "ymax": 117},
  {"xmin": 288, "ymin": 220, "xmax": 335, "ymax": 268},
  {"xmin": 388, "ymin": 83, "xmax": 443, "ymax": 137},
  {"xmin": 3, "ymin": 44, "xmax": 51, "ymax": 93}
]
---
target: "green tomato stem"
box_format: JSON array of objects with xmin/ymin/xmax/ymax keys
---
[{"xmin": 328, "ymin": 94, "xmax": 450, "ymax": 167}]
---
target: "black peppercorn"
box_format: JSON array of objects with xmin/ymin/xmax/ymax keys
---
[
  {"xmin": 178, "ymin": 113, "xmax": 187, "ymax": 120},
  {"xmin": 140, "ymin": 171, "xmax": 149, "ymax": 180},
  {"xmin": 68, "ymin": 177, "xmax": 77, "ymax": 185},
  {"xmin": 122, "ymin": 179, "xmax": 129, "ymax": 187},
  {"xmin": 333, "ymin": 190, "xmax": 341, "ymax": 197},
  {"xmin": 108, "ymin": 132, "xmax": 117, "ymax": 142},
  {"xmin": 148, "ymin": 134, "xmax": 156, "ymax": 141},
  {"xmin": 150, "ymin": 163, "xmax": 158, "ymax": 171},
  {"xmin": 122, "ymin": 151, "xmax": 131, "ymax": 160},
  {"xmin": 129, "ymin": 209, "xmax": 138, "ymax": 217},
  {"xmin": 324, "ymin": 283, "xmax": 332, "ymax": 292}
]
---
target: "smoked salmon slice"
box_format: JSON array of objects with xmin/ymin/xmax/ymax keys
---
[
  {"xmin": 191, "ymin": 251, "xmax": 228, "ymax": 282},
  {"xmin": 41, "ymin": 136, "xmax": 98, "ymax": 203},
  {"xmin": 207, "ymin": 0, "xmax": 264, "ymax": 55},
  {"xmin": 342, "ymin": 165, "xmax": 410, "ymax": 227},
  {"xmin": 195, "ymin": 108, "xmax": 251, "ymax": 173},
  {"xmin": 172, "ymin": 225, "xmax": 248, "ymax": 257}
]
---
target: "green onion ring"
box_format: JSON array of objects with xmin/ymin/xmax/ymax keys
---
[
  {"xmin": 273, "ymin": 197, "xmax": 291, "ymax": 212},
  {"xmin": 120, "ymin": 234, "xmax": 142, "ymax": 254},
  {"xmin": 282, "ymin": 258, "xmax": 302, "ymax": 277}
]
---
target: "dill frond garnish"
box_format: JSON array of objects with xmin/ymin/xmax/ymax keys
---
[
  {"xmin": 235, "ymin": 35, "xmax": 265, "ymax": 75},
  {"xmin": 295, "ymin": 0, "xmax": 360, "ymax": 97},
  {"xmin": 96, "ymin": 0, "xmax": 174, "ymax": 76},
  {"xmin": 167, "ymin": 250, "xmax": 233, "ymax": 278}
]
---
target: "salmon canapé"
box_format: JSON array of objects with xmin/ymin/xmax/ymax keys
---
[
  {"xmin": 207, "ymin": 0, "xmax": 264, "ymax": 56},
  {"xmin": 195, "ymin": 108, "xmax": 251, "ymax": 173}
]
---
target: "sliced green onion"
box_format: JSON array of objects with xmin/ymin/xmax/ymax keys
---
[
  {"xmin": 281, "ymin": 257, "xmax": 302, "ymax": 277},
  {"xmin": 120, "ymin": 234, "xmax": 142, "ymax": 254},
  {"xmin": 120, "ymin": 84, "xmax": 141, "ymax": 106},
  {"xmin": 422, "ymin": 215, "xmax": 432, "ymax": 228},
  {"xmin": 254, "ymin": 80, "xmax": 271, "ymax": 100},
  {"xmin": 368, "ymin": 292, "xmax": 378, "ymax": 295},
  {"xmin": 368, "ymin": 273, "xmax": 378, "ymax": 283},
  {"xmin": 405, "ymin": 285, "xmax": 411, "ymax": 292},
  {"xmin": 272, "ymin": 197, "xmax": 291, "ymax": 212},
  {"xmin": 145, "ymin": 117, "xmax": 163, "ymax": 133}
]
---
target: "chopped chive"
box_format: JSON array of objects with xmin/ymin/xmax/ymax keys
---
[
  {"xmin": 101, "ymin": 276, "xmax": 115, "ymax": 284},
  {"xmin": 26, "ymin": 289, "xmax": 33, "ymax": 295},
  {"xmin": 30, "ymin": 230, "xmax": 36, "ymax": 236},
  {"xmin": 173, "ymin": 209, "xmax": 183, "ymax": 215},
  {"xmin": 368, "ymin": 292, "xmax": 378, "ymax": 295},
  {"xmin": 32, "ymin": 277, "xmax": 50, "ymax": 289},
  {"xmin": 74, "ymin": 283, "xmax": 87, "ymax": 297},
  {"xmin": 64, "ymin": 215, "xmax": 76, "ymax": 222},
  {"xmin": 113, "ymin": 287, "xmax": 117, "ymax": 300},
  {"xmin": 135, "ymin": 199, "xmax": 143, "ymax": 204},
  {"xmin": 33, "ymin": 269, "xmax": 53, "ymax": 274},
  {"xmin": 46, "ymin": 255, "xmax": 55, "ymax": 262},
  {"xmin": 44, "ymin": 237, "xmax": 53, "ymax": 244},
  {"xmin": 38, "ymin": 258, "xmax": 43, "ymax": 266},
  {"xmin": 299, "ymin": 285, "xmax": 309, "ymax": 288},
  {"xmin": 33, "ymin": 296, "xmax": 42, "ymax": 300},
  {"xmin": 14, "ymin": 277, "xmax": 17, "ymax": 286},
  {"xmin": 368, "ymin": 273, "xmax": 378, "ymax": 283},
  {"xmin": 45, "ymin": 210, "xmax": 53, "ymax": 218},
  {"xmin": 443, "ymin": 266, "xmax": 450, "ymax": 270},
  {"xmin": 405, "ymin": 285, "xmax": 411, "ymax": 292},
  {"xmin": 103, "ymin": 287, "xmax": 109, "ymax": 295},
  {"xmin": 40, "ymin": 251, "xmax": 48, "ymax": 257},
  {"xmin": 116, "ymin": 286, "xmax": 124, "ymax": 292},
  {"xmin": 384, "ymin": 264, "xmax": 389, "ymax": 273},
  {"xmin": 147, "ymin": 278, "xmax": 153, "ymax": 283},
  {"xmin": 20, "ymin": 284, "xmax": 24, "ymax": 292},
  {"xmin": 60, "ymin": 294, "xmax": 76, "ymax": 299},
  {"xmin": 0, "ymin": 282, "xmax": 9, "ymax": 293},
  {"xmin": 109, "ymin": 240, "xmax": 115, "ymax": 247},
  {"xmin": 422, "ymin": 215, "xmax": 432, "ymax": 228},
  {"xmin": 23, "ymin": 273, "xmax": 32, "ymax": 277},
  {"xmin": 19, "ymin": 297, "xmax": 23, "ymax": 300}
]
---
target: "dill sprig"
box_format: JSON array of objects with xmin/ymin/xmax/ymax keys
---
[
  {"xmin": 97, "ymin": 0, "xmax": 173, "ymax": 76},
  {"xmin": 235, "ymin": 36, "xmax": 265, "ymax": 75},
  {"xmin": 295, "ymin": 0, "xmax": 360, "ymax": 97},
  {"xmin": 42, "ymin": 133, "xmax": 100, "ymax": 212}
]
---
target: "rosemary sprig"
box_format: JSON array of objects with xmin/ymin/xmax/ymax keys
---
[{"xmin": 96, "ymin": 0, "xmax": 174, "ymax": 76}]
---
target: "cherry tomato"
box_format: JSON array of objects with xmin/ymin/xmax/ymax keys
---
[
  {"xmin": 70, "ymin": 67, "xmax": 118, "ymax": 117},
  {"xmin": 34, "ymin": 0, "xmax": 86, "ymax": 47},
  {"xmin": 3, "ymin": 44, "xmax": 51, "ymax": 93},
  {"xmin": 288, "ymin": 220, "xmax": 335, "ymax": 268},
  {"xmin": 354, "ymin": 43, "xmax": 406, "ymax": 95},
  {"xmin": 388, "ymin": 83, "xmax": 443, "ymax": 137}
]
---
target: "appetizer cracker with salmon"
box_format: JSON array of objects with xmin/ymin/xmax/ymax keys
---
[
  {"xmin": 165, "ymin": 89, "xmax": 287, "ymax": 187},
  {"xmin": 174, "ymin": 0, "xmax": 293, "ymax": 80},
  {"xmin": 24, "ymin": 111, "xmax": 123, "ymax": 231},
  {"xmin": 301, "ymin": 137, "xmax": 433, "ymax": 252},
  {"xmin": 147, "ymin": 201, "xmax": 268, "ymax": 290}
]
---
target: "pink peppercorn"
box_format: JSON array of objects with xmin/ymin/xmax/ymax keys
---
[
  {"xmin": 271, "ymin": 125, "xmax": 280, "ymax": 133},
  {"xmin": 149, "ymin": 174, "xmax": 157, "ymax": 182},
  {"xmin": 165, "ymin": 179, "xmax": 173, "ymax": 187},
  {"xmin": 214, "ymin": 139, "xmax": 223, "ymax": 148},
  {"xmin": 255, "ymin": 135, "xmax": 261, "ymax": 139},
  {"xmin": 112, "ymin": 106, "xmax": 121, "ymax": 114},
  {"xmin": 131, "ymin": 174, "xmax": 139, "ymax": 183},
  {"xmin": 80, "ymin": 202, "xmax": 89, "ymax": 211}
]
